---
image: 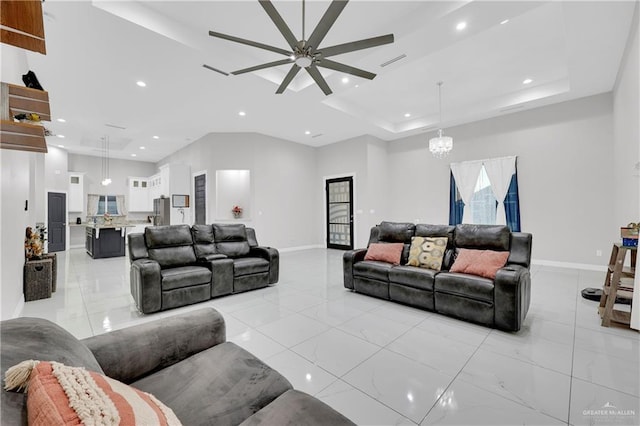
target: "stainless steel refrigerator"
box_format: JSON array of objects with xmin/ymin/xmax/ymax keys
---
[{"xmin": 153, "ymin": 198, "xmax": 170, "ymax": 226}]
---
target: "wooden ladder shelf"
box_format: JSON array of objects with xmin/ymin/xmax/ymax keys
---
[{"xmin": 598, "ymin": 243, "xmax": 636, "ymax": 327}]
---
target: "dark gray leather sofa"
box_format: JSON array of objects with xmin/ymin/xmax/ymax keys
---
[
  {"xmin": 344, "ymin": 222, "xmax": 532, "ymax": 331},
  {"xmin": 1, "ymin": 308, "xmax": 354, "ymax": 425},
  {"xmin": 129, "ymin": 223, "xmax": 279, "ymax": 314}
]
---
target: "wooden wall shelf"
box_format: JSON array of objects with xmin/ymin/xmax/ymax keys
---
[
  {"xmin": 0, "ymin": 82, "xmax": 50, "ymax": 153},
  {"xmin": 0, "ymin": 0, "xmax": 46, "ymax": 54}
]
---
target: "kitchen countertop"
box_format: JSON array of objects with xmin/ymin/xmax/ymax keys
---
[{"xmin": 84, "ymin": 224, "xmax": 137, "ymax": 229}]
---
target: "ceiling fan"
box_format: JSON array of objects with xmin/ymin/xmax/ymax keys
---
[{"xmin": 208, "ymin": 0, "xmax": 394, "ymax": 95}]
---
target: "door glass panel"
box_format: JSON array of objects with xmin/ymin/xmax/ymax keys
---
[{"xmin": 327, "ymin": 179, "xmax": 352, "ymax": 248}]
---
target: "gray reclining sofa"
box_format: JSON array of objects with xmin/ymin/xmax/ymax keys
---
[
  {"xmin": 1, "ymin": 308, "xmax": 354, "ymax": 425},
  {"xmin": 344, "ymin": 222, "xmax": 532, "ymax": 331},
  {"xmin": 129, "ymin": 223, "xmax": 278, "ymax": 313}
]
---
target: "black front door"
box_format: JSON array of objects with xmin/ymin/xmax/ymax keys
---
[
  {"xmin": 47, "ymin": 192, "xmax": 66, "ymax": 252},
  {"xmin": 194, "ymin": 174, "xmax": 206, "ymax": 225},
  {"xmin": 326, "ymin": 177, "xmax": 354, "ymax": 250}
]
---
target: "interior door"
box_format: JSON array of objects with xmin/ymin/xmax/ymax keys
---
[
  {"xmin": 326, "ymin": 177, "xmax": 354, "ymax": 250},
  {"xmin": 194, "ymin": 174, "xmax": 206, "ymax": 225},
  {"xmin": 47, "ymin": 192, "xmax": 66, "ymax": 252}
]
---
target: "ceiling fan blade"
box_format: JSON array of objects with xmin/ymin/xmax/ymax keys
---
[
  {"xmin": 307, "ymin": 0, "xmax": 349, "ymax": 52},
  {"xmin": 209, "ymin": 30, "xmax": 291, "ymax": 56},
  {"xmin": 306, "ymin": 66, "xmax": 333, "ymax": 95},
  {"xmin": 315, "ymin": 59, "xmax": 376, "ymax": 80},
  {"xmin": 319, "ymin": 34, "xmax": 394, "ymax": 58},
  {"xmin": 232, "ymin": 59, "xmax": 293, "ymax": 75},
  {"xmin": 276, "ymin": 65, "xmax": 301, "ymax": 94},
  {"xmin": 259, "ymin": 0, "xmax": 299, "ymax": 50}
]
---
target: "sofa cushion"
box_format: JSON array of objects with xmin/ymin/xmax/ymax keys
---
[
  {"xmin": 406, "ymin": 236, "xmax": 447, "ymax": 270},
  {"xmin": 1, "ymin": 318, "xmax": 104, "ymax": 426},
  {"xmin": 11, "ymin": 360, "xmax": 182, "ymax": 426},
  {"xmin": 239, "ymin": 389, "xmax": 355, "ymax": 426},
  {"xmin": 415, "ymin": 224, "xmax": 455, "ymax": 249},
  {"xmin": 454, "ymin": 224, "xmax": 510, "ymax": 251},
  {"xmin": 450, "ymin": 249, "xmax": 510, "ymax": 279},
  {"xmin": 364, "ymin": 243, "xmax": 404, "ymax": 265},
  {"xmin": 149, "ymin": 246, "xmax": 197, "ymax": 269},
  {"xmin": 191, "ymin": 224, "xmax": 218, "ymax": 259},
  {"xmin": 388, "ymin": 265, "xmax": 437, "ymax": 291},
  {"xmin": 132, "ymin": 342, "xmax": 292, "ymax": 426},
  {"xmin": 145, "ymin": 225, "xmax": 193, "ymax": 248},
  {"xmin": 161, "ymin": 266, "xmax": 212, "ymax": 291},
  {"xmin": 214, "ymin": 224, "xmax": 251, "ymax": 257},
  {"xmin": 378, "ymin": 221, "xmax": 415, "ymax": 243},
  {"xmin": 435, "ymin": 272, "xmax": 494, "ymax": 303},
  {"xmin": 234, "ymin": 257, "xmax": 270, "ymax": 276},
  {"xmin": 353, "ymin": 260, "xmax": 393, "ymax": 282}
]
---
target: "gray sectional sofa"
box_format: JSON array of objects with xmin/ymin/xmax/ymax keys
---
[
  {"xmin": 129, "ymin": 223, "xmax": 278, "ymax": 314},
  {"xmin": 1, "ymin": 308, "xmax": 354, "ymax": 425},
  {"xmin": 344, "ymin": 222, "xmax": 533, "ymax": 331}
]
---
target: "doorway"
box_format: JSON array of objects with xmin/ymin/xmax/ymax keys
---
[
  {"xmin": 47, "ymin": 192, "xmax": 66, "ymax": 252},
  {"xmin": 194, "ymin": 173, "xmax": 206, "ymax": 225},
  {"xmin": 326, "ymin": 176, "xmax": 354, "ymax": 250}
]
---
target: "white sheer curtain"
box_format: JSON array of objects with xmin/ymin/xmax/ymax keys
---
[
  {"xmin": 483, "ymin": 156, "xmax": 516, "ymax": 226},
  {"xmin": 116, "ymin": 195, "xmax": 127, "ymax": 216},
  {"xmin": 86, "ymin": 194, "xmax": 100, "ymax": 217},
  {"xmin": 450, "ymin": 160, "xmax": 484, "ymax": 224}
]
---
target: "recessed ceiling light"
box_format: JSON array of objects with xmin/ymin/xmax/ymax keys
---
[
  {"xmin": 355, "ymin": 84, "xmax": 359, "ymax": 88},
  {"xmin": 57, "ymin": 145, "xmax": 64, "ymax": 148},
  {"xmin": 56, "ymin": 118, "xmax": 66, "ymax": 123},
  {"xmin": 305, "ymin": 130, "xmax": 311, "ymax": 135},
  {"xmin": 456, "ymin": 21, "xmax": 467, "ymax": 31},
  {"xmin": 139, "ymin": 146, "xmax": 146, "ymax": 150},
  {"xmin": 341, "ymin": 77, "xmax": 349, "ymax": 84},
  {"xmin": 136, "ymin": 81, "xmax": 146, "ymax": 87},
  {"xmin": 57, "ymin": 134, "xmax": 65, "ymax": 138},
  {"xmin": 131, "ymin": 154, "xmax": 137, "ymax": 157},
  {"xmin": 523, "ymin": 78, "xmax": 533, "ymax": 84},
  {"xmin": 404, "ymin": 113, "xmax": 411, "ymax": 118},
  {"xmin": 238, "ymin": 111, "xmax": 246, "ymax": 116},
  {"xmin": 152, "ymin": 135, "xmax": 159, "ymax": 139},
  {"xmin": 500, "ymin": 19, "xmax": 509, "ymax": 25}
]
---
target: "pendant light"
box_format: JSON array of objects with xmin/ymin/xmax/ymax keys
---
[
  {"xmin": 429, "ymin": 81, "xmax": 453, "ymax": 158},
  {"xmin": 101, "ymin": 136, "xmax": 111, "ymax": 186}
]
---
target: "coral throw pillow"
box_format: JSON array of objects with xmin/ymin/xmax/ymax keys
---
[
  {"xmin": 4, "ymin": 360, "xmax": 182, "ymax": 426},
  {"xmin": 406, "ymin": 236, "xmax": 448, "ymax": 271},
  {"xmin": 364, "ymin": 243, "xmax": 404, "ymax": 265},
  {"xmin": 450, "ymin": 248, "xmax": 510, "ymax": 279}
]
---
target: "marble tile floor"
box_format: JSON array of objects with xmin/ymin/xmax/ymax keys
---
[{"xmin": 20, "ymin": 248, "xmax": 640, "ymax": 425}]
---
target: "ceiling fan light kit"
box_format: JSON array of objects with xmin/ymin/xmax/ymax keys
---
[{"xmin": 209, "ymin": 0, "xmax": 394, "ymax": 95}]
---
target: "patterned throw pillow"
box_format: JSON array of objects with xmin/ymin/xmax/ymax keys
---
[
  {"xmin": 406, "ymin": 237, "xmax": 448, "ymax": 270},
  {"xmin": 449, "ymin": 248, "xmax": 510, "ymax": 279},
  {"xmin": 4, "ymin": 360, "xmax": 182, "ymax": 426},
  {"xmin": 364, "ymin": 243, "xmax": 404, "ymax": 265}
]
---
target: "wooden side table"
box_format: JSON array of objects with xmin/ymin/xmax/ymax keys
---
[
  {"xmin": 23, "ymin": 258, "xmax": 53, "ymax": 301},
  {"xmin": 599, "ymin": 243, "xmax": 636, "ymax": 327}
]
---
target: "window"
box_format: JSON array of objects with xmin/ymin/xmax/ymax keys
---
[
  {"xmin": 97, "ymin": 195, "xmax": 119, "ymax": 215},
  {"xmin": 449, "ymin": 156, "xmax": 521, "ymax": 231}
]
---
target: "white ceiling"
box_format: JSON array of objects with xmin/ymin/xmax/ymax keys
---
[{"xmin": 27, "ymin": 0, "xmax": 636, "ymax": 162}]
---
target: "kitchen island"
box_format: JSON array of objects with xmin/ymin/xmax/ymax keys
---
[{"xmin": 85, "ymin": 224, "xmax": 135, "ymax": 259}]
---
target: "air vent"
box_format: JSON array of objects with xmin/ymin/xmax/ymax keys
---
[
  {"xmin": 380, "ymin": 54, "xmax": 407, "ymax": 67},
  {"xmin": 500, "ymin": 104, "xmax": 525, "ymax": 113},
  {"xmin": 203, "ymin": 64, "xmax": 229, "ymax": 76},
  {"xmin": 421, "ymin": 126, "xmax": 436, "ymax": 132},
  {"xmin": 105, "ymin": 123, "xmax": 126, "ymax": 130},
  {"xmin": 311, "ymin": 133, "xmax": 324, "ymax": 138}
]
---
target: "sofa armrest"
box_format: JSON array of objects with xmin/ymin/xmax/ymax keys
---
[
  {"xmin": 199, "ymin": 253, "xmax": 228, "ymax": 262},
  {"xmin": 209, "ymin": 257, "xmax": 235, "ymax": 297},
  {"xmin": 82, "ymin": 308, "xmax": 225, "ymax": 384},
  {"xmin": 493, "ymin": 265, "xmax": 531, "ymax": 331},
  {"xmin": 250, "ymin": 246, "xmax": 279, "ymax": 284},
  {"xmin": 343, "ymin": 249, "xmax": 368, "ymax": 289},
  {"xmin": 130, "ymin": 259, "xmax": 162, "ymax": 314}
]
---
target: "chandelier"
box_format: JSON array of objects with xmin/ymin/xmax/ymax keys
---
[
  {"xmin": 429, "ymin": 81, "xmax": 453, "ymax": 158},
  {"xmin": 101, "ymin": 136, "xmax": 111, "ymax": 186}
]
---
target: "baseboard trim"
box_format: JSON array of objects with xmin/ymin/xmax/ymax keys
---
[
  {"xmin": 532, "ymin": 259, "xmax": 607, "ymax": 272},
  {"xmin": 12, "ymin": 294, "xmax": 25, "ymax": 319},
  {"xmin": 279, "ymin": 244, "xmax": 324, "ymax": 253}
]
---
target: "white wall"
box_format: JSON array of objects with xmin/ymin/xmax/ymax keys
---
[
  {"xmin": 157, "ymin": 132, "xmax": 319, "ymax": 249},
  {"xmin": 388, "ymin": 93, "xmax": 615, "ymax": 266}
]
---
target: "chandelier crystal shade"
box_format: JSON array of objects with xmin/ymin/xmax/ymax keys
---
[{"xmin": 429, "ymin": 81, "xmax": 453, "ymax": 158}]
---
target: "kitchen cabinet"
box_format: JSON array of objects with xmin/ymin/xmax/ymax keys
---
[{"xmin": 128, "ymin": 177, "xmax": 152, "ymax": 212}]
